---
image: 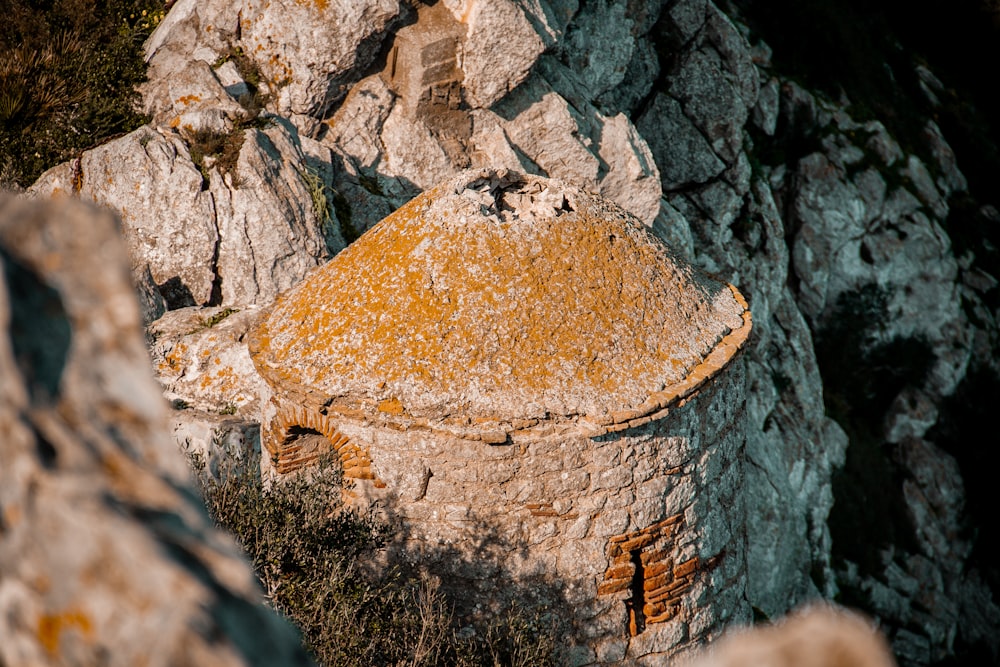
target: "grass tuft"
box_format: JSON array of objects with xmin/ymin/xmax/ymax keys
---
[{"xmin": 0, "ymin": 0, "xmax": 166, "ymax": 188}]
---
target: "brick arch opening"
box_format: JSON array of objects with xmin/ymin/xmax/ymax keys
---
[{"xmin": 267, "ymin": 404, "xmax": 378, "ymax": 481}]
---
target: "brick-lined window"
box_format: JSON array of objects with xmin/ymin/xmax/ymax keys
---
[
  {"xmin": 267, "ymin": 405, "xmax": 378, "ymax": 481},
  {"xmin": 598, "ymin": 515, "xmax": 709, "ymax": 636}
]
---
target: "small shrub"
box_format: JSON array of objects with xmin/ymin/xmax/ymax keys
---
[
  {"xmin": 182, "ymin": 73, "xmax": 273, "ymax": 188},
  {"xmin": 201, "ymin": 306, "xmax": 239, "ymax": 329},
  {"xmin": 213, "ymin": 45, "xmax": 264, "ymax": 91},
  {"xmin": 191, "ymin": 448, "xmax": 562, "ymax": 666},
  {"xmin": 192, "ymin": 450, "xmax": 453, "ymax": 666},
  {"xmin": 298, "ymin": 165, "xmax": 357, "ymax": 250},
  {"xmin": 0, "ymin": 0, "xmax": 166, "ymax": 187},
  {"xmin": 187, "ymin": 126, "xmax": 248, "ymax": 186}
]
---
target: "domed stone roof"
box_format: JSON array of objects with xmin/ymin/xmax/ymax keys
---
[{"xmin": 250, "ymin": 169, "xmax": 751, "ymax": 432}]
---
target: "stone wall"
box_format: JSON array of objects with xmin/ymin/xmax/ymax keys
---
[{"xmin": 319, "ymin": 357, "xmax": 750, "ymax": 665}]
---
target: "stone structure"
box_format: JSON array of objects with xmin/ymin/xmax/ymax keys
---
[{"xmin": 249, "ymin": 168, "xmax": 752, "ymax": 663}]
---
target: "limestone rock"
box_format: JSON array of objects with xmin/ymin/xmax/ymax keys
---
[
  {"xmin": 171, "ymin": 409, "xmax": 262, "ymax": 483},
  {"xmin": 662, "ymin": 5, "xmax": 757, "ymax": 165},
  {"xmin": 558, "ymin": 0, "xmax": 636, "ymax": 99},
  {"xmin": 767, "ymin": 71, "xmax": 1000, "ymax": 663},
  {"xmin": 596, "ymin": 113, "xmax": 663, "ymax": 224},
  {"xmin": 0, "ymin": 194, "xmax": 310, "ymax": 666},
  {"xmin": 447, "ymin": 0, "xmax": 546, "ymax": 108},
  {"xmin": 783, "ymin": 106, "xmax": 970, "ymax": 399},
  {"xmin": 148, "ymin": 306, "xmax": 264, "ymax": 416},
  {"xmin": 637, "ymin": 92, "xmax": 727, "ymax": 190},
  {"xmin": 208, "ymin": 122, "xmax": 340, "ymax": 305},
  {"xmin": 595, "ymin": 36, "xmax": 660, "ymax": 115},
  {"xmin": 141, "ymin": 57, "xmax": 248, "ymax": 134},
  {"xmin": 494, "ymin": 72, "xmax": 601, "ymax": 181},
  {"xmin": 133, "ymin": 260, "xmax": 169, "ymax": 325},
  {"xmin": 29, "ymin": 122, "xmax": 338, "ymax": 310},
  {"xmin": 145, "ymin": 0, "xmax": 400, "ymax": 122},
  {"xmin": 378, "ymin": 101, "xmax": 457, "ymax": 193},
  {"xmin": 29, "ymin": 126, "xmax": 219, "ymax": 308},
  {"xmin": 507, "ymin": 0, "xmax": 579, "ymax": 47},
  {"xmin": 241, "ymin": 0, "xmax": 399, "ymax": 118},
  {"xmin": 324, "ymin": 75, "xmax": 396, "ymax": 173}
]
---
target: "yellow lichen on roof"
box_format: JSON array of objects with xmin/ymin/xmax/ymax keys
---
[{"xmin": 250, "ymin": 169, "xmax": 750, "ymax": 424}]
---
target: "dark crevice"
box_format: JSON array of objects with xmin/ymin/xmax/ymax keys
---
[
  {"xmin": 33, "ymin": 427, "xmax": 58, "ymax": 468},
  {"xmin": 1, "ymin": 247, "xmax": 71, "ymax": 400},
  {"xmin": 207, "ymin": 236, "xmax": 223, "ymax": 307},
  {"xmin": 626, "ymin": 549, "xmax": 646, "ymax": 637},
  {"xmin": 156, "ymin": 276, "xmax": 196, "ymax": 310}
]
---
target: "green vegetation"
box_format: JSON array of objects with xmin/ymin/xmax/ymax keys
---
[
  {"xmin": 213, "ymin": 45, "xmax": 263, "ymax": 91},
  {"xmin": 299, "ymin": 165, "xmax": 361, "ymax": 248},
  {"xmin": 185, "ymin": 107, "xmax": 274, "ymax": 188},
  {"xmin": 0, "ymin": 0, "xmax": 166, "ymax": 189},
  {"xmin": 184, "ymin": 306, "xmax": 239, "ymax": 335},
  {"xmin": 187, "ymin": 126, "xmax": 247, "ymax": 185},
  {"xmin": 191, "ymin": 449, "xmax": 561, "ymax": 666},
  {"xmin": 185, "ymin": 45, "xmax": 275, "ymax": 188},
  {"xmin": 201, "ymin": 306, "xmax": 239, "ymax": 329}
]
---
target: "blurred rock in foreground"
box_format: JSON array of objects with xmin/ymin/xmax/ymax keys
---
[
  {"xmin": 0, "ymin": 194, "xmax": 311, "ymax": 667},
  {"xmin": 687, "ymin": 604, "xmax": 897, "ymax": 667}
]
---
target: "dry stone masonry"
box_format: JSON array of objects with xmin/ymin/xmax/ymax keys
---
[{"xmin": 249, "ymin": 169, "xmax": 752, "ymax": 663}]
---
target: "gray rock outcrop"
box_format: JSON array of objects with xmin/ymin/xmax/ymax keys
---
[{"xmin": 0, "ymin": 194, "xmax": 311, "ymax": 666}]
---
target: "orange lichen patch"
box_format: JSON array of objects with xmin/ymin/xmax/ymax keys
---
[
  {"xmin": 378, "ymin": 397, "xmax": 405, "ymax": 415},
  {"xmin": 158, "ymin": 341, "xmax": 189, "ymax": 375},
  {"xmin": 294, "ymin": 0, "xmax": 328, "ymax": 11},
  {"xmin": 175, "ymin": 94, "xmax": 202, "ymax": 106},
  {"xmin": 199, "ymin": 365, "xmax": 240, "ymax": 393},
  {"xmin": 37, "ymin": 609, "xmax": 93, "ymax": 654},
  {"xmin": 250, "ymin": 169, "xmax": 751, "ymax": 429}
]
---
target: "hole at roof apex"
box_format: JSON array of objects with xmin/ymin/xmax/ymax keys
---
[{"xmin": 460, "ymin": 169, "xmax": 575, "ymax": 223}]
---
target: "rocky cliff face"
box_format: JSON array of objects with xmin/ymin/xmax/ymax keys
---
[{"xmin": 21, "ymin": 0, "xmax": 1000, "ymax": 664}]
